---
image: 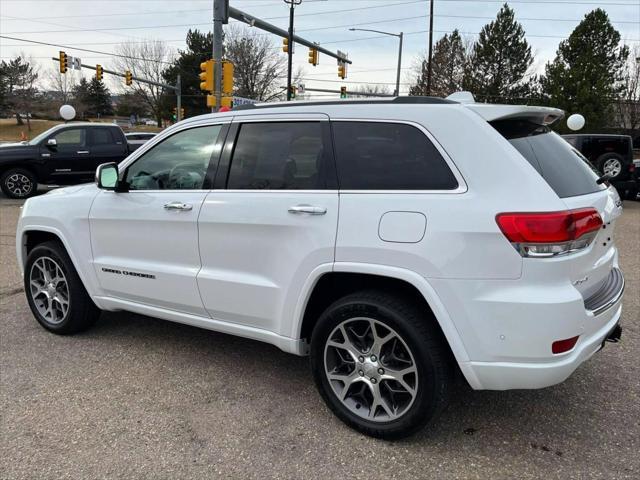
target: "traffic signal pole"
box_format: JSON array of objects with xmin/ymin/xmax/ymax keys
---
[
  {"xmin": 212, "ymin": 0, "xmax": 225, "ymax": 112},
  {"xmin": 284, "ymin": 0, "xmax": 301, "ymax": 101},
  {"xmin": 52, "ymin": 57, "xmax": 183, "ymax": 121}
]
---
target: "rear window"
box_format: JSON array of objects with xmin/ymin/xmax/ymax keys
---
[
  {"xmin": 332, "ymin": 121, "xmax": 458, "ymax": 190},
  {"xmin": 491, "ymin": 120, "xmax": 605, "ymax": 198}
]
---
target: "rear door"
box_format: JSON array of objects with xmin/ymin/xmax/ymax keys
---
[
  {"xmin": 196, "ymin": 115, "xmax": 339, "ymax": 334},
  {"xmin": 87, "ymin": 127, "xmax": 128, "ymax": 176}
]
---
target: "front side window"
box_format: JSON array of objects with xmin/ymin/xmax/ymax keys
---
[
  {"xmin": 332, "ymin": 122, "xmax": 459, "ymax": 190},
  {"xmin": 53, "ymin": 128, "xmax": 86, "ymax": 147},
  {"xmin": 125, "ymin": 125, "xmax": 222, "ymax": 190},
  {"xmin": 227, "ymin": 122, "xmax": 326, "ymax": 190}
]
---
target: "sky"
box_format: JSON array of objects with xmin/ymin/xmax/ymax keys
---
[{"xmin": 1, "ymin": 0, "xmax": 639, "ymax": 97}]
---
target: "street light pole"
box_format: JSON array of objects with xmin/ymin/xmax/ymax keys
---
[
  {"xmin": 426, "ymin": 0, "xmax": 434, "ymax": 95},
  {"xmin": 284, "ymin": 0, "xmax": 302, "ymax": 101},
  {"xmin": 349, "ymin": 28, "xmax": 404, "ymax": 96}
]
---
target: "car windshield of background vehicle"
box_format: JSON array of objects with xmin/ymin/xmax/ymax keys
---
[
  {"xmin": 331, "ymin": 121, "xmax": 459, "ymax": 190},
  {"xmin": 491, "ymin": 119, "xmax": 605, "ymax": 198}
]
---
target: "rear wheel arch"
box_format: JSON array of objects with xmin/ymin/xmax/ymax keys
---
[{"xmin": 298, "ymin": 270, "xmax": 469, "ymax": 365}]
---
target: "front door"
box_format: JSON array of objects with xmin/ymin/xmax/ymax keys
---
[
  {"xmin": 197, "ymin": 117, "xmax": 339, "ymax": 335},
  {"xmin": 40, "ymin": 126, "xmax": 88, "ymax": 184},
  {"xmin": 89, "ymin": 123, "xmax": 227, "ymax": 316}
]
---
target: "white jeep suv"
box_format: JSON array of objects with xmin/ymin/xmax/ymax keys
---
[{"xmin": 16, "ymin": 96, "xmax": 625, "ymax": 438}]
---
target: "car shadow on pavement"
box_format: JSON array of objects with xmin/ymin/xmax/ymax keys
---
[{"xmin": 87, "ymin": 309, "xmax": 625, "ymax": 453}]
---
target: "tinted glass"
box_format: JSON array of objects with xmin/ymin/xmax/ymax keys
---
[
  {"xmin": 492, "ymin": 120, "xmax": 605, "ymax": 198},
  {"xmin": 53, "ymin": 128, "xmax": 85, "ymax": 146},
  {"xmin": 227, "ymin": 122, "xmax": 325, "ymax": 190},
  {"xmin": 332, "ymin": 122, "xmax": 458, "ymax": 190},
  {"xmin": 126, "ymin": 125, "xmax": 221, "ymax": 190},
  {"xmin": 92, "ymin": 128, "xmax": 114, "ymax": 145}
]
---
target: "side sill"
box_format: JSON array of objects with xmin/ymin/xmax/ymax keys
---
[{"xmin": 93, "ymin": 296, "xmax": 309, "ymax": 356}]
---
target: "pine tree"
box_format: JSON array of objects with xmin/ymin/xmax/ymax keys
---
[
  {"xmin": 542, "ymin": 9, "xmax": 629, "ymax": 131},
  {"xmin": 410, "ymin": 30, "xmax": 468, "ymax": 97},
  {"xmin": 463, "ymin": 3, "xmax": 533, "ymax": 102},
  {"xmin": 87, "ymin": 77, "xmax": 113, "ymax": 117},
  {"xmin": 71, "ymin": 77, "xmax": 91, "ymax": 119}
]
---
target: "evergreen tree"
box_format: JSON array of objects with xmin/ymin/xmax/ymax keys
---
[
  {"xmin": 541, "ymin": 9, "xmax": 629, "ymax": 131},
  {"xmin": 410, "ymin": 30, "xmax": 467, "ymax": 97},
  {"xmin": 463, "ymin": 3, "xmax": 533, "ymax": 102},
  {"xmin": 1, "ymin": 56, "xmax": 39, "ymax": 127},
  {"xmin": 71, "ymin": 77, "xmax": 91, "ymax": 119},
  {"xmin": 163, "ymin": 29, "xmax": 214, "ymax": 118},
  {"xmin": 87, "ymin": 77, "xmax": 113, "ymax": 116}
]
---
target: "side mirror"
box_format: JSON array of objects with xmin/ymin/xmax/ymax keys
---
[
  {"xmin": 96, "ymin": 163, "xmax": 119, "ymax": 190},
  {"xmin": 46, "ymin": 138, "xmax": 57, "ymax": 148}
]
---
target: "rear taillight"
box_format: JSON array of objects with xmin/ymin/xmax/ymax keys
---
[{"xmin": 496, "ymin": 208, "xmax": 603, "ymax": 258}]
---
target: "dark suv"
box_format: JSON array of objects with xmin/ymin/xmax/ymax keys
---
[
  {"xmin": 0, "ymin": 123, "xmax": 130, "ymax": 199},
  {"xmin": 562, "ymin": 134, "xmax": 635, "ymax": 191}
]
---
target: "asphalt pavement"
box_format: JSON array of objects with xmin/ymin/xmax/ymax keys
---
[{"xmin": 1, "ymin": 193, "xmax": 638, "ymax": 480}]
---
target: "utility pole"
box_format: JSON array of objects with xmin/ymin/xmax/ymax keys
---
[
  {"xmin": 426, "ymin": 0, "xmax": 434, "ymax": 95},
  {"xmin": 212, "ymin": 0, "xmax": 227, "ymax": 112},
  {"xmin": 176, "ymin": 74, "xmax": 182, "ymax": 122},
  {"xmin": 284, "ymin": 0, "xmax": 302, "ymax": 101}
]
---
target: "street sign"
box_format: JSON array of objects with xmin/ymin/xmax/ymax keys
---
[
  {"xmin": 233, "ymin": 96, "xmax": 258, "ymax": 106},
  {"xmin": 69, "ymin": 57, "xmax": 81, "ymax": 70},
  {"xmin": 298, "ymin": 84, "xmax": 305, "ymax": 94}
]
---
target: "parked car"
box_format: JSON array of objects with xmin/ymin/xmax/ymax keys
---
[
  {"xmin": 0, "ymin": 123, "xmax": 130, "ymax": 199},
  {"xmin": 16, "ymin": 96, "xmax": 624, "ymax": 439},
  {"xmin": 125, "ymin": 132, "xmax": 157, "ymax": 151},
  {"xmin": 562, "ymin": 134, "xmax": 635, "ymax": 194}
]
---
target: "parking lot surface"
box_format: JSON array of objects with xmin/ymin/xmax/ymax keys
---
[{"xmin": 1, "ymin": 194, "xmax": 639, "ymax": 480}]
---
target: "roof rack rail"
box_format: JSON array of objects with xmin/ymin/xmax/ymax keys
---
[{"xmin": 234, "ymin": 96, "xmax": 455, "ymax": 110}]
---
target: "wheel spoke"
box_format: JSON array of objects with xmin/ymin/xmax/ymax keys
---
[
  {"xmin": 369, "ymin": 319, "xmax": 393, "ymax": 356},
  {"xmin": 382, "ymin": 365, "xmax": 417, "ymax": 395},
  {"xmin": 367, "ymin": 383, "xmax": 393, "ymax": 419},
  {"xmin": 328, "ymin": 370, "xmax": 361, "ymax": 400}
]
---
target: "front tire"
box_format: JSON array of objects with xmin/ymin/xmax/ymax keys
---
[
  {"xmin": 24, "ymin": 241, "xmax": 99, "ymax": 334},
  {"xmin": 1, "ymin": 168, "xmax": 37, "ymax": 199},
  {"xmin": 310, "ymin": 290, "xmax": 453, "ymax": 439}
]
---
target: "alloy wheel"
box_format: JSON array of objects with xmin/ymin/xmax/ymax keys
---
[
  {"xmin": 29, "ymin": 256, "xmax": 70, "ymax": 325},
  {"xmin": 324, "ymin": 317, "xmax": 418, "ymax": 422},
  {"xmin": 602, "ymin": 158, "xmax": 622, "ymax": 178},
  {"xmin": 5, "ymin": 173, "xmax": 33, "ymax": 197}
]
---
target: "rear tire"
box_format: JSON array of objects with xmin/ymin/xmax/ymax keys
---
[
  {"xmin": 24, "ymin": 241, "xmax": 99, "ymax": 334},
  {"xmin": 310, "ymin": 290, "xmax": 453, "ymax": 439},
  {"xmin": 1, "ymin": 168, "xmax": 37, "ymax": 199}
]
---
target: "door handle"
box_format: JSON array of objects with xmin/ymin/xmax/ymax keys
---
[
  {"xmin": 77, "ymin": 150, "xmax": 90, "ymax": 154},
  {"xmin": 164, "ymin": 201, "xmax": 193, "ymax": 211},
  {"xmin": 288, "ymin": 205, "xmax": 327, "ymax": 215}
]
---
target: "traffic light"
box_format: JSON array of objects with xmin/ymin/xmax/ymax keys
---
[
  {"xmin": 221, "ymin": 97, "xmax": 232, "ymax": 109},
  {"xmin": 59, "ymin": 51, "xmax": 68, "ymax": 74},
  {"xmin": 180, "ymin": 108, "xmax": 185, "ymax": 119},
  {"xmin": 207, "ymin": 95, "xmax": 215, "ymax": 108},
  {"xmin": 338, "ymin": 63, "xmax": 346, "ymax": 79},
  {"xmin": 308, "ymin": 47, "xmax": 318, "ymax": 66},
  {"xmin": 96, "ymin": 64, "xmax": 103, "ymax": 81},
  {"xmin": 282, "ymin": 38, "xmax": 289, "ymax": 53},
  {"xmin": 199, "ymin": 60, "xmax": 214, "ymax": 92},
  {"xmin": 340, "ymin": 86, "xmax": 347, "ymax": 99},
  {"xmin": 289, "ymin": 85, "xmax": 297, "ymax": 99},
  {"xmin": 222, "ymin": 61, "xmax": 234, "ymax": 95},
  {"xmin": 172, "ymin": 106, "xmax": 177, "ymax": 120},
  {"xmin": 125, "ymin": 70, "xmax": 132, "ymax": 86}
]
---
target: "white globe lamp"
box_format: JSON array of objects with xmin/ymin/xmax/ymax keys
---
[
  {"xmin": 566, "ymin": 113, "xmax": 585, "ymax": 131},
  {"xmin": 59, "ymin": 104, "xmax": 76, "ymax": 121}
]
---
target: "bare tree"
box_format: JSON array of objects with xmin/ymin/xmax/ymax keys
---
[
  {"xmin": 224, "ymin": 26, "xmax": 287, "ymax": 102},
  {"xmin": 616, "ymin": 44, "xmax": 640, "ymax": 131},
  {"xmin": 113, "ymin": 40, "xmax": 173, "ymax": 126},
  {"xmin": 45, "ymin": 66, "xmax": 78, "ymax": 104},
  {"xmin": 350, "ymin": 84, "xmax": 392, "ymax": 98}
]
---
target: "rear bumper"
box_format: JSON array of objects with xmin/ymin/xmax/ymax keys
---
[
  {"xmin": 431, "ymin": 264, "xmax": 625, "ymax": 391},
  {"xmin": 459, "ymin": 302, "xmax": 622, "ymax": 390}
]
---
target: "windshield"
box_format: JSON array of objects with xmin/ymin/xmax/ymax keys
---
[
  {"xmin": 490, "ymin": 119, "xmax": 605, "ymax": 198},
  {"xmin": 28, "ymin": 128, "xmax": 58, "ymax": 145}
]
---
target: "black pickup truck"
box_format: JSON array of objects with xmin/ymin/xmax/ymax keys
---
[{"xmin": 0, "ymin": 123, "xmax": 130, "ymax": 198}]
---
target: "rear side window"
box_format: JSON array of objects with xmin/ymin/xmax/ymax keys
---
[
  {"xmin": 491, "ymin": 120, "xmax": 605, "ymax": 198},
  {"xmin": 331, "ymin": 122, "xmax": 458, "ymax": 190},
  {"xmin": 227, "ymin": 122, "xmax": 327, "ymax": 190},
  {"xmin": 91, "ymin": 128, "xmax": 114, "ymax": 145}
]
